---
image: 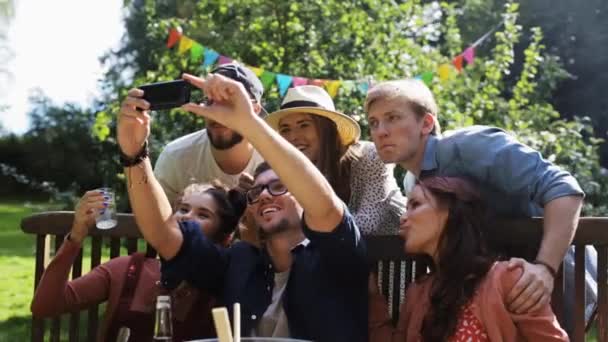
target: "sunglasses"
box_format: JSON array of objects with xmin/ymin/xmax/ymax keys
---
[{"xmin": 246, "ymin": 179, "xmax": 288, "ymax": 204}]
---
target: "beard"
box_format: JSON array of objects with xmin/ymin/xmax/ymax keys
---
[
  {"xmin": 257, "ymin": 218, "xmax": 291, "ymax": 241},
  {"xmin": 207, "ymin": 129, "xmax": 244, "ymax": 150}
]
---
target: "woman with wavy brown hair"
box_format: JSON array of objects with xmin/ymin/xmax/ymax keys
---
[{"xmin": 369, "ymin": 176, "xmax": 568, "ymax": 341}]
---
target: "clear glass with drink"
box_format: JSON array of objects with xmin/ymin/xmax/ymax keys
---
[
  {"xmin": 154, "ymin": 295, "xmax": 173, "ymax": 341},
  {"xmin": 96, "ymin": 188, "xmax": 118, "ymax": 229}
]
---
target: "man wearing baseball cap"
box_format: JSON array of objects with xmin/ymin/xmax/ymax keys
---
[{"xmin": 120, "ymin": 63, "xmax": 266, "ymax": 206}]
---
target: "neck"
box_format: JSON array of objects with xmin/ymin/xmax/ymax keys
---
[
  {"xmin": 398, "ymin": 135, "xmax": 429, "ymax": 177},
  {"xmin": 211, "ymin": 140, "xmax": 254, "ymax": 175},
  {"xmin": 265, "ymin": 229, "xmax": 306, "ymax": 272}
]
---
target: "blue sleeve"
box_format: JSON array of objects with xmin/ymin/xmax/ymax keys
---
[
  {"xmin": 303, "ymin": 205, "xmax": 368, "ymax": 278},
  {"xmin": 450, "ymin": 126, "xmax": 584, "ymax": 206},
  {"xmin": 160, "ymin": 220, "xmax": 228, "ymax": 294}
]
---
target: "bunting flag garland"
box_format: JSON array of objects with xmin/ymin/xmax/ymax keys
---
[
  {"xmin": 291, "ymin": 76, "xmax": 308, "ymax": 87},
  {"xmin": 249, "ymin": 66, "xmax": 264, "ymax": 77},
  {"xmin": 165, "ymin": 22, "xmax": 500, "ymax": 98},
  {"xmin": 437, "ymin": 64, "xmax": 451, "ymax": 81},
  {"xmin": 276, "ymin": 74, "xmax": 293, "ymax": 96},
  {"xmin": 325, "ymin": 80, "xmax": 342, "ymax": 98},
  {"xmin": 452, "ymin": 54, "xmax": 464, "ymax": 72},
  {"xmin": 203, "ymin": 49, "xmax": 220, "ymax": 67},
  {"xmin": 178, "ymin": 36, "xmax": 194, "ymax": 55},
  {"xmin": 260, "ymin": 71, "xmax": 276, "ymax": 89},
  {"xmin": 463, "ymin": 46, "xmax": 475, "ymax": 65},
  {"xmin": 190, "ymin": 43, "xmax": 204, "ymax": 62},
  {"xmin": 218, "ymin": 55, "xmax": 233, "ymax": 65},
  {"xmin": 166, "ymin": 28, "xmax": 182, "ymax": 48}
]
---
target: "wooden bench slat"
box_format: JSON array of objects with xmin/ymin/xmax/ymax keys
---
[
  {"xmin": 574, "ymin": 245, "xmax": 586, "ymax": 342},
  {"xmin": 597, "ymin": 246, "xmax": 608, "ymax": 342},
  {"xmin": 69, "ymin": 247, "xmax": 83, "ymax": 342},
  {"xmin": 88, "ymin": 236, "xmax": 102, "ymax": 342},
  {"xmin": 110, "ymin": 238, "xmax": 121, "ymax": 258},
  {"xmin": 50, "ymin": 235, "xmax": 64, "ymax": 342},
  {"xmin": 32, "ymin": 234, "xmax": 47, "ymax": 342},
  {"xmin": 126, "ymin": 238, "xmax": 138, "ymax": 254}
]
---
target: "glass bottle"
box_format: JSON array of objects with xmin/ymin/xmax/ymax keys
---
[{"xmin": 153, "ymin": 295, "xmax": 173, "ymax": 341}]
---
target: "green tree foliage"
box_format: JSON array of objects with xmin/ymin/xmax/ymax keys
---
[{"xmin": 93, "ymin": 0, "xmax": 605, "ymax": 214}]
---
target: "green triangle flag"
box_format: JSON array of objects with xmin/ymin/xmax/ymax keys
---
[
  {"xmin": 260, "ymin": 71, "xmax": 276, "ymax": 90},
  {"xmin": 420, "ymin": 72, "xmax": 434, "ymax": 85},
  {"xmin": 190, "ymin": 43, "xmax": 204, "ymax": 62}
]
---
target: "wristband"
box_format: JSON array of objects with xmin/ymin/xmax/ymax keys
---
[
  {"xmin": 120, "ymin": 141, "xmax": 149, "ymax": 167},
  {"xmin": 533, "ymin": 259, "xmax": 558, "ymax": 278}
]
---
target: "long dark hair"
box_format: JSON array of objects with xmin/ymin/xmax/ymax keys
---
[
  {"xmin": 312, "ymin": 115, "xmax": 361, "ymax": 203},
  {"xmin": 417, "ymin": 176, "xmax": 497, "ymax": 341}
]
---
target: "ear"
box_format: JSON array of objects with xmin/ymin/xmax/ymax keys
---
[
  {"xmin": 421, "ymin": 113, "xmax": 435, "ymax": 135},
  {"xmin": 252, "ymin": 102, "xmax": 262, "ymax": 115}
]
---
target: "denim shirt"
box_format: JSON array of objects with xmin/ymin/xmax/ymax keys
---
[
  {"xmin": 411, "ymin": 125, "xmax": 584, "ymax": 217},
  {"xmin": 161, "ymin": 207, "xmax": 368, "ymax": 342}
]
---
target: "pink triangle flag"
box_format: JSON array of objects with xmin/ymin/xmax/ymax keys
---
[
  {"xmin": 463, "ymin": 47, "xmax": 475, "ymax": 65},
  {"xmin": 291, "ymin": 77, "xmax": 308, "ymax": 87},
  {"xmin": 218, "ymin": 55, "xmax": 233, "ymax": 65}
]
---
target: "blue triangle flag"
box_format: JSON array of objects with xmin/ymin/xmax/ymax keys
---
[
  {"xmin": 276, "ymin": 74, "xmax": 293, "ymax": 97},
  {"xmin": 203, "ymin": 49, "xmax": 220, "ymax": 68}
]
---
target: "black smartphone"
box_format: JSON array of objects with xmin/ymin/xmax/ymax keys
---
[{"xmin": 139, "ymin": 80, "xmax": 192, "ymax": 110}]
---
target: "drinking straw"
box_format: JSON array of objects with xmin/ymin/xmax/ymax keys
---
[
  {"xmin": 233, "ymin": 303, "xmax": 241, "ymax": 342},
  {"xmin": 212, "ymin": 307, "xmax": 233, "ymax": 342}
]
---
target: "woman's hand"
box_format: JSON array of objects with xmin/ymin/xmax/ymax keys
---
[
  {"xmin": 181, "ymin": 73, "xmax": 257, "ymax": 133},
  {"xmin": 117, "ymin": 88, "xmax": 151, "ymax": 158},
  {"xmin": 70, "ymin": 190, "xmax": 107, "ymax": 244}
]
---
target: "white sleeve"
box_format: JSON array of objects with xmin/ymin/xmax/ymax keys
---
[{"xmin": 153, "ymin": 148, "xmax": 181, "ymax": 205}]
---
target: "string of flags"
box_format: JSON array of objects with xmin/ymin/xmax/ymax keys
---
[{"xmin": 166, "ymin": 23, "xmax": 499, "ymax": 98}]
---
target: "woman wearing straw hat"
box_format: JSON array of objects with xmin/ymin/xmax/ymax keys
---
[{"xmin": 265, "ymin": 85, "xmax": 404, "ymax": 234}]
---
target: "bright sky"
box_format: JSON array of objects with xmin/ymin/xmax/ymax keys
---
[{"xmin": 1, "ymin": 0, "xmax": 125, "ymax": 134}]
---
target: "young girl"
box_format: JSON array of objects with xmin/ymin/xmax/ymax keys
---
[
  {"xmin": 31, "ymin": 182, "xmax": 245, "ymax": 341},
  {"xmin": 265, "ymin": 85, "xmax": 404, "ymax": 234},
  {"xmin": 369, "ymin": 176, "xmax": 568, "ymax": 341}
]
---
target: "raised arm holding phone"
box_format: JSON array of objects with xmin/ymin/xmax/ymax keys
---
[{"xmin": 117, "ymin": 72, "xmax": 368, "ymax": 341}]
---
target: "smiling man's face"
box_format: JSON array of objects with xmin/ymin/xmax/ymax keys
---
[{"xmin": 249, "ymin": 169, "xmax": 303, "ymax": 238}]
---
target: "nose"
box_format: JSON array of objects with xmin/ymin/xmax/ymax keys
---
[
  {"xmin": 375, "ymin": 121, "xmax": 390, "ymax": 137},
  {"xmin": 400, "ymin": 212, "xmax": 408, "ymax": 224},
  {"xmin": 257, "ymin": 187, "xmax": 273, "ymax": 202}
]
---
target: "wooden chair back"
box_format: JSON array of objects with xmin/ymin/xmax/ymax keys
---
[{"xmin": 22, "ymin": 213, "xmax": 608, "ymax": 342}]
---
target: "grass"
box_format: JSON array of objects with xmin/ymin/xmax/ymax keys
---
[{"xmin": 0, "ymin": 199, "xmax": 132, "ymax": 341}]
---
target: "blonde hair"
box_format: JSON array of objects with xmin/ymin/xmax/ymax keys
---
[{"xmin": 365, "ymin": 79, "xmax": 441, "ymax": 135}]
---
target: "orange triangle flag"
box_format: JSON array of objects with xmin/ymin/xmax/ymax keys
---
[
  {"xmin": 452, "ymin": 55, "xmax": 464, "ymax": 72},
  {"xmin": 167, "ymin": 28, "xmax": 182, "ymax": 48}
]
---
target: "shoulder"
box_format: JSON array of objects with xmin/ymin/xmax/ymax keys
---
[
  {"xmin": 351, "ymin": 141, "xmax": 392, "ymax": 172},
  {"xmin": 158, "ymin": 130, "xmax": 208, "ymax": 159},
  {"xmin": 98, "ymin": 255, "xmax": 138, "ymax": 274},
  {"xmin": 482, "ymin": 261, "xmax": 523, "ymax": 299}
]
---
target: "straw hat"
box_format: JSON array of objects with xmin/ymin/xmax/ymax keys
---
[{"xmin": 265, "ymin": 85, "xmax": 361, "ymax": 146}]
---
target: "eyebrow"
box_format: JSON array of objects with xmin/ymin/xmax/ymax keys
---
[{"xmin": 279, "ymin": 118, "xmax": 314, "ymax": 128}]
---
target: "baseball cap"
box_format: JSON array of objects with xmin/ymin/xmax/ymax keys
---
[{"xmin": 211, "ymin": 64, "xmax": 264, "ymax": 103}]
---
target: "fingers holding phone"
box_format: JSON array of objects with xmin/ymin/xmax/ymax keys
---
[
  {"xmin": 118, "ymin": 88, "xmax": 151, "ymax": 158},
  {"xmin": 181, "ymin": 73, "xmax": 256, "ymax": 133}
]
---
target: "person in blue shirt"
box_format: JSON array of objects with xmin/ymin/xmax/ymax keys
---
[
  {"xmin": 116, "ymin": 72, "xmax": 368, "ymax": 341},
  {"xmin": 364, "ymin": 79, "xmax": 594, "ymax": 333}
]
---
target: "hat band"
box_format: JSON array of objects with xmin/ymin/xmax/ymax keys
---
[{"xmin": 280, "ymin": 100, "xmax": 322, "ymax": 110}]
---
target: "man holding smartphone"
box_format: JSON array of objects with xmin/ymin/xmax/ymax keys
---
[{"xmin": 119, "ymin": 63, "xmax": 266, "ymax": 205}]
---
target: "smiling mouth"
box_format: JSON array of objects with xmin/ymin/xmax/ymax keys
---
[{"xmin": 259, "ymin": 206, "xmax": 280, "ymax": 218}]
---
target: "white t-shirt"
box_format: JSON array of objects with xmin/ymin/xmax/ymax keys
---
[
  {"xmin": 254, "ymin": 270, "xmax": 291, "ymax": 337},
  {"xmin": 154, "ymin": 129, "xmax": 264, "ymax": 204}
]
